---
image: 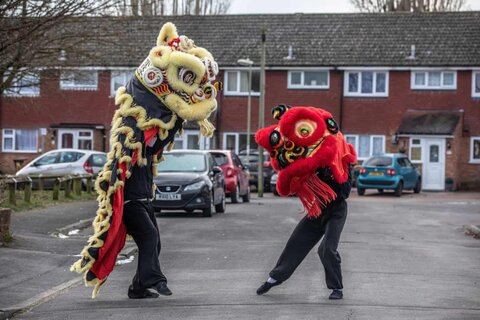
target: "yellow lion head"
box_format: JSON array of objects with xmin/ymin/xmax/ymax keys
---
[{"xmin": 135, "ymin": 22, "xmax": 219, "ymax": 136}]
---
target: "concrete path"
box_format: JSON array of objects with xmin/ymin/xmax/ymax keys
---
[{"xmin": 1, "ymin": 191, "xmax": 479, "ymax": 319}]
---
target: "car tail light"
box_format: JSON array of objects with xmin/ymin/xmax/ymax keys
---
[
  {"xmin": 225, "ymin": 166, "xmax": 234, "ymax": 177},
  {"xmin": 83, "ymin": 162, "xmax": 93, "ymax": 174},
  {"xmin": 386, "ymin": 168, "xmax": 396, "ymax": 176},
  {"xmin": 359, "ymin": 167, "xmax": 366, "ymax": 174}
]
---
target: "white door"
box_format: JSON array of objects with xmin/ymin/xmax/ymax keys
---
[{"xmin": 422, "ymin": 138, "xmax": 445, "ymax": 190}]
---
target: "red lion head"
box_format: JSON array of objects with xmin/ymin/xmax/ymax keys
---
[{"xmin": 256, "ymin": 105, "xmax": 357, "ymax": 217}]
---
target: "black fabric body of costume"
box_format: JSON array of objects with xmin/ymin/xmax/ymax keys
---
[
  {"xmin": 121, "ymin": 76, "xmax": 183, "ymax": 291},
  {"xmin": 269, "ymin": 167, "xmax": 352, "ymax": 290}
]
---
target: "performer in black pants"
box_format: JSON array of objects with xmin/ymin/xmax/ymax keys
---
[
  {"xmin": 123, "ymin": 119, "xmax": 183, "ymax": 299},
  {"xmin": 257, "ymin": 168, "xmax": 352, "ymax": 300}
]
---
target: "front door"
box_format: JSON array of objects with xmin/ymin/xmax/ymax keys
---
[
  {"xmin": 422, "ymin": 138, "xmax": 445, "ymax": 190},
  {"xmin": 58, "ymin": 129, "xmax": 93, "ymax": 150}
]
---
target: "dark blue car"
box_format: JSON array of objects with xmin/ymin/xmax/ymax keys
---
[{"xmin": 357, "ymin": 153, "xmax": 421, "ymax": 197}]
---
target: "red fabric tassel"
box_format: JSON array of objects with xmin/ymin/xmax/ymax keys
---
[{"xmin": 295, "ymin": 174, "xmax": 337, "ymax": 218}]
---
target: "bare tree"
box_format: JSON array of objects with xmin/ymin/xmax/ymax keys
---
[
  {"xmin": 113, "ymin": 0, "xmax": 230, "ymax": 16},
  {"xmin": 0, "ymin": 0, "xmax": 119, "ymax": 96},
  {"xmin": 350, "ymin": 0, "xmax": 466, "ymax": 12}
]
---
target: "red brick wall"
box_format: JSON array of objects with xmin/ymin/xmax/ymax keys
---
[{"xmin": 0, "ymin": 69, "xmax": 116, "ymax": 173}]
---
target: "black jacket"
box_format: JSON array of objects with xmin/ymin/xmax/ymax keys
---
[{"xmin": 316, "ymin": 166, "xmax": 352, "ymax": 201}]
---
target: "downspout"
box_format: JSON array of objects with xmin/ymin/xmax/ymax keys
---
[{"xmin": 338, "ymin": 68, "xmax": 344, "ymax": 130}]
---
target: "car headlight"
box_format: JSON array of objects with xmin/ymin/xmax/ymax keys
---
[{"xmin": 184, "ymin": 181, "xmax": 206, "ymax": 191}]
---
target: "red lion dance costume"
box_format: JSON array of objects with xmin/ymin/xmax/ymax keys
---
[{"xmin": 256, "ymin": 105, "xmax": 357, "ymax": 218}]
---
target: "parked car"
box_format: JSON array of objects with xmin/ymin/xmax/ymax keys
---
[
  {"xmin": 238, "ymin": 150, "xmax": 274, "ymax": 191},
  {"xmin": 209, "ymin": 150, "xmax": 250, "ymax": 203},
  {"xmin": 270, "ymin": 172, "xmax": 279, "ymax": 196},
  {"xmin": 15, "ymin": 149, "xmax": 107, "ymax": 188},
  {"xmin": 356, "ymin": 153, "xmax": 421, "ymax": 197},
  {"xmin": 153, "ymin": 150, "xmax": 226, "ymax": 217}
]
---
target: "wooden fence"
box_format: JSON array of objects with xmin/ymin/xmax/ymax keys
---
[{"xmin": 1, "ymin": 174, "xmax": 95, "ymax": 205}]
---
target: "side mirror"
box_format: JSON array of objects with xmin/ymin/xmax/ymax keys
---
[
  {"xmin": 212, "ymin": 166, "xmax": 222, "ymax": 175},
  {"xmin": 33, "ymin": 162, "xmax": 41, "ymax": 167}
]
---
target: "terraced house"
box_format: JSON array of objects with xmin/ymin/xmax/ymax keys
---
[{"xmin": 1, "ymin": 12, "xmax": 479, "ymax": 190}]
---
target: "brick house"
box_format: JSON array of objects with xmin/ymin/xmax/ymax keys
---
[{"xmin": 1, "ymin": 13, "xmax": 479, "ymax": 190}]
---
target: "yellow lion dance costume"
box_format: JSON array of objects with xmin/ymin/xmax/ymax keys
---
[{"xmin": 71, "ymin": 22, "xmax": 220, "ymax": 298}]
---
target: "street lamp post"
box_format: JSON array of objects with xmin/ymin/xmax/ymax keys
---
[{"xmin": 237, "ymin": 58, "xmax": 253, "ymax": 164}]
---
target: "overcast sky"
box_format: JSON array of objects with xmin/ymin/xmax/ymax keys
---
[{"xmin": 229, "ymin": 0, "xmax": 480, "ymax": 13}]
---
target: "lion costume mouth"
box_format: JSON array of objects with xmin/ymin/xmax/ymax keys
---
[{"xmin": 270, "ymin": 134, "xmax": 327, "ymax": 169}]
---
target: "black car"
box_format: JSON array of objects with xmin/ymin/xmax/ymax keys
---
[
  {"xmin": 153, "ymin": 150, "xmax": 226, "ymax": 217},
  {"xmin": 238, "ymin": 150, "xmax": 274, "ymax": 191}
]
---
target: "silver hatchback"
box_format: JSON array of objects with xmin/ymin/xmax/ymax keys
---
[{"xmin": 16, "ymin": 149, "xmax": 107, "ymax": 178}]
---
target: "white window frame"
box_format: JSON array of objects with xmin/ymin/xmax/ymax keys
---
[
  {"xmin": 3, "ymin": 71, "xmax": 40, "ymax": 97},
  {"xmin": 344, "ymin": 134, "xmax": 385, "ymax": 160},
  {"xmin": 470, "ymin": 136, "xmax": 480, "ymax": 164},
  {"xmin": 344, "ymin": 70, "xmax": 389, "ymax": 97},
  {"xmin": 472, "ymin": 71, "xmax": 480, "ymax": 98},
  {"xmin": 411, "ymin": 70, "xmax": 457, "ymax": 90},
  {"xmin": 2, "ymin": 128, "xmax": 38, "ymax": 153},
  {"xmin": 287, "ymin": 70, "xmax": 329, "ymax": 89},
  {"xmin": 110, "ymin": 69, "xmax": 134, "ymax": 96},
  {"xmin": 60, "ymin": 70, "xmax": 98, "ymax": 90},
  {"xmin": 223, "ymin": 132, "xmax": 240, "ymax": 153},
  {"xmin": 224, "ymin": 70, "xmax": 260, "ymax": 96},
  {"xmin": 58, "ymin": 129, "xmax": 93, "ymax": 150},
  {"xmin": 172, "ymin": 130, "xmax": 210, "ymax": 150},
  {"xmin": 409, "ymin": 138, "xmax": 424, "ymax": 164}
]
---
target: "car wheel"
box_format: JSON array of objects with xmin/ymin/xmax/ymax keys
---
[
  {"xmin": 413, "ymin": 179, "xmax": 421, "ymax": 194},
  {"xmin": 395, "ymin": 181, "xmax": 403, "ymax": 197},
  {"xmin": 231, "ymin": 184, "xmax": 240, "ymax": 203},
  {"xmin": 377, "ymin": 189, "xmax": 384, "ymax": 194},
  {"xmin": 215, "ymin": 190, "xmax": 226, "ymax": 213},
  {"xmin": 202, "ymin": 191, "xmax": 214, "ymax": 217},
  {"xmin": 242, "ymin": 185, "xmax": 251, "ymax": 202},
  {"xmin": 272, "ymin": 186, "xmax": 279, "ymax": 196},
  {"xmin": 357, "ymin": 187, "xmax": 365, "ymax": 196}
]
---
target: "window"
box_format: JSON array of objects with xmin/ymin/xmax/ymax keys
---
[
  {"xmin": 171, "ymin": 130, "xmax": 210, "ymax": 150},
  {"xmin": 2, "ymin": 129, "xmax": 38, "ymax": 152},
  {"xmin": 111, "ymin": 70, "xmax": 134, "ymax": 96},
  {"xmin": 59, "ymin": 151, "xmax": 85, "ymax": 163},
  {"xmin": 344, "ymin": 71, "xmax": 388, "ymax": 97},
  {"xmin": 222, "ymin": 132, "xmax": 258, "ymax": 154},
  {"xmin": 472, "ymin": 72, "xmax": 480, "ymax": 98},
  {"xmin": 224, "ymin": 70, "xmax": 260, "ymax": 95},
  {"xmin": 344, "ymin": 135, "xmax": 385, "ymax": 160},
  {"xmin": 288, "ymin": 70, "xmax": 329, "ymax": 89},
  {"xmin": 409, "ymin": 138, "xmax": 422, "ymax": 163},
  {"xmin": 60, "ymin": 70, "xmax": 98, "ymax": 90},
  {"xmin": 411, "ymin": 71, "xmax": 456, "ymax": 90},
  {"xmin": 470, "ymin": 137, "xmax": 480, "ymax": 163},
  {"xmin": 58, "ymin": 129, "xmax": 93, "ymax": 150},
  {"xmin": 3, "ymin": 72, "xmax": 40, "ymax": 97}
]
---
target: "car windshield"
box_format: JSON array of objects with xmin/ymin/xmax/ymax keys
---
[
  {"xmin": 157, "ymin": 153, "xmax": 206, "ymax": 172},
  {"xmin": 211, "ymin": 153, "xmax": 228, "ymax": 166},
  {"xmin": 364, "ymin": 156, "xmax": 392, "ymax": 167}
]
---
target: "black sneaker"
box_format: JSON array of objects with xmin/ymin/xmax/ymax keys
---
[
  {"xmin": 127, "ymin": 285, "xmax": 159, "ymax": 299},
  {"xmin": 152, "ymin": 281, "xmax": 172, "ymax": 296},
  {"xmin": 329, "ymin": 289, "xmax": 343, "ymax": 300},
  {"xmin": 256, "ymin": 281, "xmax": 282, "ymax": 295}
]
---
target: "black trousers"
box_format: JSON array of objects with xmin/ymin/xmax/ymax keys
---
[
  {"xmin": 269, "ymin": 200, "xmax": 347, "ymax": 290},
  {"xmin": 123, "ymin": 201, "xmax": 167, "ymax": 290}
]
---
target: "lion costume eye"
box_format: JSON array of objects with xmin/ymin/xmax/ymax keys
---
[
  {"xmin": 294, "ymin": 120, "xmax": 317, "ymax": 138},
  {"xmin": 179, "ymin": 67, "xmax": 196, "ymax": 85}
]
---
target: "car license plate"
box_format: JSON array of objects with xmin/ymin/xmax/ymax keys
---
[
  {"xmin": 369, "ymin": 172, "xmax": 384, "ymax": 176},
  {"xmin": 156, "ymin": 194, "xmax": 181, "ymax": 201}
]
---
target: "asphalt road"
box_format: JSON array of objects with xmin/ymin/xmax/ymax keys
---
[{"xmin": 7, "ymin": 191, "xmax": 480, "ymax": 319}]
